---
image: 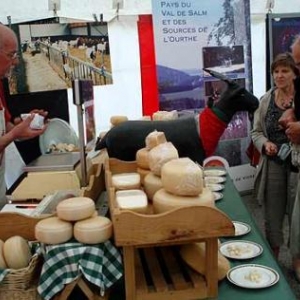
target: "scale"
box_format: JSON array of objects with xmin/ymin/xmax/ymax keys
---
[{"xmin": 10, "ymin": 79, "xmax": 96, "ymax": 201}]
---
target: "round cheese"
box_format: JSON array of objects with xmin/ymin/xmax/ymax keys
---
[
  {"xmin": 148, "ymin": 142, "xmax": 179, "ymax": 176},
  {"xmin": 110, "ymin": 115, "xmax": 128, "ymax": 126},
  {"xmin": 143, "ymin": 172, "xmax": 163, "ymax": 201},
  {"xmin": 179, "ymin": 242, "xmax": 230, "ymax": 280},
  {"xmin": 111, "ymin": 172, "xmax": 141, "ymax": 190},
  {"xmin": 56, "ymin": 197, "xmax": 96, "ymax": 221},
  {"xmin": 116, "ymin": 189, "xmax": 148, "ymax": 213},
  {"xmin": 0, "ymin": 239, "xmax": 7, "ymax": 269},
  {"xmin": 74, "ymin": 216, "xmax": 113, "ymax": 244},
  {"xmin": 153, "ymin": 188, "xmax": 215, "ymax": 214},
  {"xmin": 35, "ymin": 217, "xmax": 73, "ymax": 244},
  {"xmin": 161, "ymin": 157, "xmax": 203, "ymax": 196},
  {"xmin": 145, "ymin": 131, "xmax": 167, "ymax": 150},
  {"xmin": 136, "ymin": 148, "xmax": 150, "ymax": 170},
  {"xmin": 137, "ymin": 167, "xmax": 151, "ymax": 185},
  {"xmin": 3, "ymin": 236, "xmax": 32, "ymax": 269}
]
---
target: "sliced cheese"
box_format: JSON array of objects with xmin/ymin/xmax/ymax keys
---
[
  {"xmin": 153, "ymin": 188, "xmax": 215, "ymax": 214},
  {"xmin": 3, "ymin": 236, "xmax": 32, "ymax": 269},
  {"xmin": 56, "ymin": 197, "xmax": 96, "ymax": 221},
  {"xmin": 136, "ymin": 148, "xmax": 150, "ymax": 170},
  {"xmin": 111, "ymin": 172, "xmax": 141, "ymax": 190},
  {"xmin": 179, "ymin": 242, "xmax": 231, "ymax": 280},
  {"xmin": 74, "ymin": 216, "xmax": 113, "ymax": 244},
  {"xmin": 116, "ymin": 189, "xmax": 148, "ymax": 213},
  {"xmin": 148, "ymin": 142, "xmax": 179, "ymax": 176},
  {"xmin": 0, "ymin": 239, "xmax": 7, "ymax": 269},
  {"xmin": 143, "ymin": 172, "xmax": 163, "ymax": 201},
  {"xmin": 145, "ymin": 131, "xmax": 167, "ymax": 150},
  {"xmin": 35, "ymin": 216, "xmax": 73, "ymax": 244},
  {"xmin": 161, "ymin": 157, "xmax": 203, "ymax": 196}
]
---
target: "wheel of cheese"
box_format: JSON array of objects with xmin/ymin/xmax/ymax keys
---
[
  {"xmin": 56, "ymin": 197, "xmax": 96, "ymax": 221},
  {"xmin": 179, "ymin": 242, "xmax": 231, "ymax": 280},
  {"xmin": 143, "ymin": 172, "xmax": 163, "ymax": 201},
  {"xmin": 116, "ymin": 189, "xmax": 148, "ymax": 213},
  {"xmin": 3, "ymin": 236, "xmax": 32, "ymax": 269},
  {"xmin": 161, "ymin": 157, "xmax": 203, "ymax": 196},
  {"xmin": 153, "ymin": 188, "xmax": 215, "ymax": 214},
  {"xmin": 137, "ymin": 167, "xmax": 151, "ymax": 185},
  {"xmin": 0, "ymin": 239, "xmax": 7, "ymax": 269},
  {"xmin": 74, "ymin": 216, "xmax": 113, "ymax": 244},
  {"xmin": 110, "ymin": 115, "xmax": 128, "ymax": 126},
  {"xmin": 111, "ymin": 172, "xmax": 141, "ymax": 190},
  {"xmin": 35, "ymin": 216, "xmax": 73, "ymax": 244},
  {"xmin": 136, "ymin": 148, "xmax": 150, "ymax": 169},
  {"xmin": 148, "ymin": 142, "xmax": 179, "ymax": 176},
  {"xmin": 145, "ymin": 131, "xmax": 167, "ymax": 150}
]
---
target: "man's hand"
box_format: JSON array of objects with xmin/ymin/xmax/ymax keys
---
[
  {"xmin": 286, "ymin": 121, "xmax": 300, "ymax": 144},
  {"xmin": 264, "ymin": 141, "xmax": 278, "ymax": 156},
  {"xmin": 13, "ymin": 109, "xmax": 48, "ymax": 125}
]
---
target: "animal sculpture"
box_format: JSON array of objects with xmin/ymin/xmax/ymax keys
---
[{"xmin": 95, "ymin": 69, "xmax": 259, "ymax": 164}]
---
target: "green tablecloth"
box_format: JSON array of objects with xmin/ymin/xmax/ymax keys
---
[{"xmin": 215, "ymin": 174, "xmax": 296, "ymax": 300}]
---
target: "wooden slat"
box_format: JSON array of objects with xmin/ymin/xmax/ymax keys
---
[
  {"xmin": 160, "ymin": 247, "xmax": 190, "ymax": 290},
  {"xmin": 123, "ymin": 246, "xmax": 137, "ymax": 300},
  {"xmin": 135, "ymin": 248, "xmax": 149, "ymax": 295},
  {"xmin": 143, "ymin": 248, "xmax": 168, "ymax": 292}
]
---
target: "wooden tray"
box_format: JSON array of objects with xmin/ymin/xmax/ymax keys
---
[{"xmin": 105, "ymin": 157, "xmax": 235, "ymax": 300}]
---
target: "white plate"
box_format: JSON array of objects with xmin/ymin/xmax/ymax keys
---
[
  {"xmin": 205, "ymin": 176, "xmax": 226, "ymax": 184},
  {"xmin": 227, "ymin": 264, "xmax": 280, "ymax": 289},
  {"xmin": 213, "ymin": 192, "xmax": 223, "ymax": 201},
  {"xmin": 39, "ymin": 118, "xmax": 79, "ymax": 154},
  {"xmin": 206, "ymin": 183, "xmax": 224, "ymax": 192},
  {"xmin": 204, "ymin": 169, "xmax": 227, "ymax": 177},
  {"xmin": 232, "ymin": 221, "xmax": 251, "ymax": 237},
  {"xmin": 220, "ymin": 240, "xmax": 263, "ymax": 260}
]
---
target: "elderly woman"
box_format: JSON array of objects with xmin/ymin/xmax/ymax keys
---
[{"xmin": 251, "ymin": 53, "xmax": 299, "ymax": 259}]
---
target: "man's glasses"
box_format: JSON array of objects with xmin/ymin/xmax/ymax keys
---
[{"xmin": 0, "ymin": 50, "xmax": 19, "ymax": 60}]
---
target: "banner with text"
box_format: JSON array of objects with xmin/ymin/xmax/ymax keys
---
[{"xmin": 151, "ymin": 0, "xmax": 254, "ymax": 190}]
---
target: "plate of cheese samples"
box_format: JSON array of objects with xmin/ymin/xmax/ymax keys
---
[
  {"xmin": 213, "ymin": 192, "xmax": 223, "ymax": 201},
  {"xmin": 204, "ymin": 176, "xmax": 226, "ymax": 184},
  {"xmin": 232, "ymin": 221, "xmax": 251, "ymax": 237},
  {"xmin": 227, "ymin": 264, "xmax": 280, "ymax": 289},
  {"xmin": 220, "ymin": 240, "xmax": 263, "ymax": 260},
  {"xmin": 203, "ymin": 169, "xmax": 227, "ymax": 177},
  {"xmin": 206, "ymin": 183, "xmax": 224, "ymax": 192}
]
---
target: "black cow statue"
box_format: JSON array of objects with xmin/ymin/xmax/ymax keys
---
[{"xmin": 95, "ymin": 69, "xmax": 259, "ymax": 164}]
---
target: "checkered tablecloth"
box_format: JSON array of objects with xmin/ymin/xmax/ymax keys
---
[{"xmin": 37, "ymin": 240, "xmax": 123, "ymax": 300}]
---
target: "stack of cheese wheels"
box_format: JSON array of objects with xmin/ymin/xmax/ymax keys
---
[
  {"xmin": 2, "ymin": 236, "xmax": 32, "ymax": 269},
  {"xmin": 35, "ymin": 196, "xmax": 113, "ymax": 245},
  {"xmin": 153, "ymin": 157, "xmax": 215, "ymax": 213},
  {"xmin": 152, "ymin": 110, "xmax": 178, "ymax": 120},
  {"xmin": 111, "ymin": 172, "xmax": 141, "ymax": 190},
  {"xmin": 179, "ymin": 242, "xmax": 231, "ymax": 281},
  {"xmin": 136, "ymin": 131, "xmax": 168, "ymax": 184},
  {"xmin": 115, "ymin": 189, "xmax": 148, "ymax": 213}
]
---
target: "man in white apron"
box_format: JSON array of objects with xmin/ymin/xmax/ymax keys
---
[{"xmin": 0, "ymin": 24, "xmax": 47, "ymax": 208}]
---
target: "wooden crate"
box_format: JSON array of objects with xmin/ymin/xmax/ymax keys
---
[{"xmin": 105, "ymin": 158, "xmax": 235, "ymax": 300}]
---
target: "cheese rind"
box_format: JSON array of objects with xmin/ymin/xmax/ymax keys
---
[
  {"xmin": 179, "ymin": 242, "xmax": 231, "ymax": 280},
  {"xmin": 148, "ymin": 142, "xmax": 179, "ymax": 176},
  {"xmin": 3, "ymin": 236, "xmax": 32, "ymax": 269},
  {"xmin": 136, "ymin": 148, "xmax": 150, "ymax": 169},
  {"xmin": 35, "ymin": 217, "xmax": 73, "ymax": 244},
  {"xmin": 111, "ymin": 172, "xmax": 141, "ymax": 190},
  {"xmin": 74, "ymin": 216, "xmax": 113, "ymax": 244},
  {"xmin": 0, "ymin": 239, "xmax": 7, "ymax": 269},
  {"xmin": 56, "ymin": 197, "xmax": 96, "ymax": 221},
  {"xmin": 143, "ymin": 172, "xmax": 163, "ymax": 201},
  {"xmin": 116, "ymin": 189, "xmax": 148, "ymax": 213},
  {"xmin": 153, "ymin": 188, "xmax": 215, "ymax": 214},
  {"xmin": 161, "ymin": 157, "xmax": 203, "ymax": 196},
  {"xmin": 145, "ymin": 131, "xmax": 167, "ymax": 150}
]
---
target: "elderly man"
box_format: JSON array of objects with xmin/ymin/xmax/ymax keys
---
[{"xmin": 0, "ymin": 24, "xmax": 47, "ymax": 208}]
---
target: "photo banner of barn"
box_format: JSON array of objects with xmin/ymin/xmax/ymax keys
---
[
  {"xmin": 151, "ymin": 0, "xmax": 253, "ymax": 169},
  {"xmin": 9, "ymin": 21, "xmax": 112, "ymax": 95}
]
